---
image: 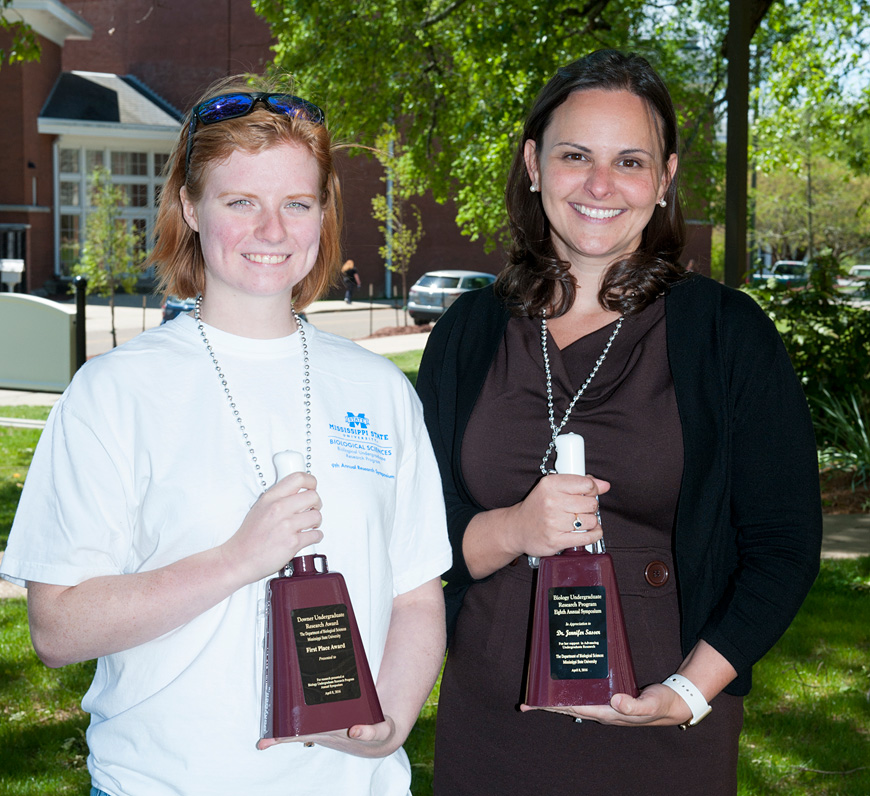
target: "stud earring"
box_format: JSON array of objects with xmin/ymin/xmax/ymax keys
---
[
  {"xmin": 658, "ymin": 198, "xmax": 667, "ymax": 208},
  {"xmin": 530, "ymin": 183, "xmax": 539, "ymax": 193}
]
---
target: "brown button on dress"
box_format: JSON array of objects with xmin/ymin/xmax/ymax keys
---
[
  {"xmin": 644, "ymin": 560, "xmax": 670, "ymax": 587},
  {"xmin": 434, "ymin": 298, "xmax": 743, "ymax": 796}
]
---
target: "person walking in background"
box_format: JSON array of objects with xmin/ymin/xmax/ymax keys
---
[
  {"xmin": 1, "ymin": 76, "xmax": 450, "ymax": 796},
  {"xmin": 416, "ymin": 49, "xmax": 822, "ymax": 795},
  {"xmin": 342, "ymin": 258, "xmax": 361, "ymax": 303}
]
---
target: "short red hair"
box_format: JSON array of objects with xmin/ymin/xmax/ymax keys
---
[{"xmin": 146, "ymin": 75, "xmax": 341, "ymax": 311}]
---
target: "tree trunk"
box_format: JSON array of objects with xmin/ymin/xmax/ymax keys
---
[{"xmin": 110, "ymin": 292, "xmax": 118, "ymax": 349}]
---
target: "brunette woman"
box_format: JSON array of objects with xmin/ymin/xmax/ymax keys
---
[{"xmin": 417, "ymin": 49, "xmax": 821, "ymax": 795}]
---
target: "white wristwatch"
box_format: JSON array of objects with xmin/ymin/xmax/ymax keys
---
[{"xmin": 662, "ymin": 674, "xmax": 712, "ymax": 730}]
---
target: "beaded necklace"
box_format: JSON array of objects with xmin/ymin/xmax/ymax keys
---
[{"xmin": 194, "ymin": 294, "xmax": 312, "ymax": 489}]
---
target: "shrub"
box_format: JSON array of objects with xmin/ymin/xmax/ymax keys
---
[
  {"xmin": 742, "ymin": 281, "xmax": 870, "ymax": 415},
  {"xmin": 813, "ymin": 389, "xmax": 870, "ymax": 490}
]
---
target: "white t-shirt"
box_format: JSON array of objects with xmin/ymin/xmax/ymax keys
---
[{"xmin": 1, "ymin": 315, "xmax": 451, "ymax": 796}]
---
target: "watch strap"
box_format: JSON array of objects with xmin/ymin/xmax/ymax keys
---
[{"xmin": 661, "ymin": 674, "xmax": 712, "ymax": 729}]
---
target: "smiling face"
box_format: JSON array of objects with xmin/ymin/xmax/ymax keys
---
[
  {"xmin": 180, "ymin": 142, "xmax": 323, "ymax": 314},
  {"xmin": 524, "ymin": 88, "xmax": 677, "ymax": 277}
]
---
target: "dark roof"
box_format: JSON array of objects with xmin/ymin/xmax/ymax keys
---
[{"xmin": 41, "ymin": 72, "xmax": 182, "ymax": 125}]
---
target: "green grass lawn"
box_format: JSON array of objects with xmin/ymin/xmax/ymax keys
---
[
  {"xmin": 736, "ymin": 558, "xmax": 870, "ymax": 795},
  {"xmin": 386, "ymin": 349, "xmax": 423, "ymax": 387},
  {"xmin": 2, "ymin": 561, "xmax": 867, "ymax": 795},
  {"xmin": 0, "ymin": 406, "xmax": 51, "ymax": 551},
  {"xmin": 2, "ymin": 385, "xmax": 869, "ymax": 795},
  {"xmin": 0, "ymin": 599, "xmax": 94, "ymax": 795}
]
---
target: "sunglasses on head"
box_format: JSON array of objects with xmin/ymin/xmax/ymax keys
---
[{"xmin": 184, "ymin": 92, "xmax": 326, "ymax": 177}]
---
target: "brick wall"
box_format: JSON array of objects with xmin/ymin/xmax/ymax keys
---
[
  {"xmin": 0, "ymin": 29, "xmax": 63, "ymax": 292},
  {"xmin": 61, "ymin": 0, "xmax": 274, "ymax": 111}
]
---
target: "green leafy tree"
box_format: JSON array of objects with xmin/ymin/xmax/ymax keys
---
[
  {"xmin": 255, "ymin": 0, "xmax": 668, "ymax": 247},
  {"xmin": 0, "ymin": 0, "xmax": 40, "ymax": 68},
  {"xmin": 743, "ymin": 281, "xmax": 870, "ymax": 424},
  {"xmin": 752, "ymin": 0, "xmax": 870, "ymax": 145},
  {"xmin": 370, "ymin": 126, "xmax": 424, "ymax": 322},
  {"xmin": 70, "ymin": 167, "xmax": 144, "ymax": 348},
  {"xmin": 255, "ymin": 0, "xmax": 868, "ymax": 257},
  {"xmin": 749, "ymin": 1, "xmax": 870, "ymax": 254},
  {"xmin": 754, "ymin": 156, "xmax": 870, "ymax": 263}
]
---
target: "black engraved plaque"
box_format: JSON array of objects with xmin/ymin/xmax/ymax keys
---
[
  {"xmin": 291, "ymin": 603, "xmax": 361, "ymax": 705},
  {"xmin": 547, "ymin": 586, "xmax": 608, "ymax": 679}
]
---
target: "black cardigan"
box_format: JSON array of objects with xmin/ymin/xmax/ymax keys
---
[{"xmin": 416, "ymin": 274, "xmax": 822, "ymax": 695}]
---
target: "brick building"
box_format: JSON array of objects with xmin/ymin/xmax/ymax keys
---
[
  {"xmin": 0, "ymin": 0, "xmax": 504, "ymax": 298},
  {"xmin": 0, "ymin": 0, "xmax": 708, "ymax": 297}
]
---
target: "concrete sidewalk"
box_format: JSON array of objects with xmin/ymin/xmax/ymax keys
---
[
  {"xmin": 819, "ymin": 513, "xmax": 870, "ymax": 559},
  {"xmin": 75, "ymin": 296, "xmax": 425, "ymax": 354}
]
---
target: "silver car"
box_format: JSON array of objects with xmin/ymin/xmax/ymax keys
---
[
  {"xmin": 837, "ymin": 264, "xmax": 870, "ymax": 292},
  {"xmin": 749, "ymin": 260, "xmax": 812, "ymax": 288},
  {"xmin": 407, "ymin": 269, "xmax": 496, "ymax": 325}
]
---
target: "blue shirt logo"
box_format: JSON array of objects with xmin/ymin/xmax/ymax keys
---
[{"xmin": 346, "ymin": 412, "xmax": 368, "ymax": 429}]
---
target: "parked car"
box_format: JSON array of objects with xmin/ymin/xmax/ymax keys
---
[
  {"xmin": 407, "ymin": 269, "xmax": 496, "ymax": 325},
  {"xmin": 161, "ymin": 295, "xmax": 196, "ymax": 323},
  {"xmin": 836, "ymin": 264, "xmax": 870, "ymax": 292},
  {"xmin": 748, "ymin": 260, "xmax": 813, "ymax": 288}
]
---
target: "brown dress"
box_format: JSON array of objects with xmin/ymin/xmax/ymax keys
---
[{"xmin": 433, "ymin": 300, "xmax": 743, "ymax": 795}]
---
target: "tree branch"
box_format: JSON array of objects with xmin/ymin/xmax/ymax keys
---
[
  {"xmin": 419, "ymin": 0, "xmax": 470, "ymax": 29},
  {"xmin": 562, "ymin": 0, "xmax": 614, "ymax": 36},
  {"xmin": 682, "ymin": 81, "xmax": 726, "ymax": 156}
]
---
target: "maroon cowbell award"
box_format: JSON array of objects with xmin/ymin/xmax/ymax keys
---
[
  {"xmin": 261, "ymin": 450, "xmax": 383, "ymax": 740},
  {"xmin": 526, "ymin": 433, "xmax": 639, "ymax": 707}
]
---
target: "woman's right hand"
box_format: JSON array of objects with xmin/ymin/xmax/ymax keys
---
[
  {"xmin": 219, "ymin": 472, "xmax": 324, "ymax": 587},
  {"xmin": 463, "ymin": 473, "xmax": 610, "ymax": 580},
  {"xmin": 505, "ymin": 473, "xmax": 609, "ymax": 559}
]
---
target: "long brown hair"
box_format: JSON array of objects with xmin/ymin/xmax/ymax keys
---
[
  {"xmin": 146, "ymin": 75, "xmax": 342, "ymax": 311},
  {"xmin": 499, "ymin": 49, "xmax": 686, "ymax": 318}
]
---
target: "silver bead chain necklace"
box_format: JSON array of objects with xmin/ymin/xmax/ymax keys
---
[
  {"xmin": 538, "ymin": 312, "xmax": 624, "ymax": 475},
  {"xmin": 194, "ymin": 294, "xmax": 312, "ymax": 490}
]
